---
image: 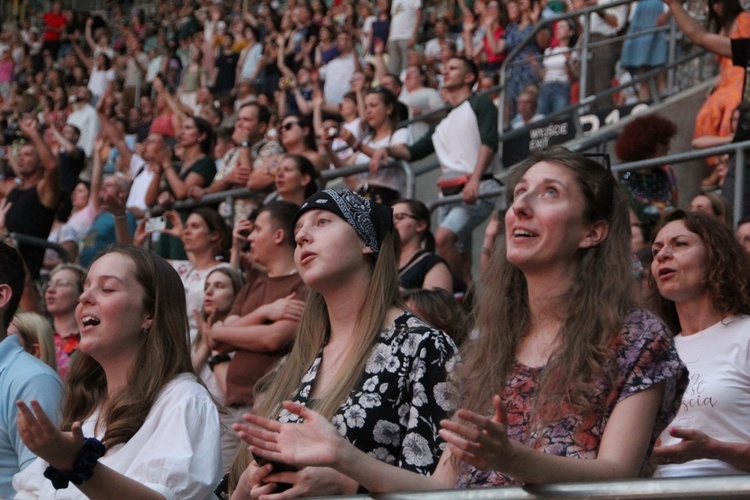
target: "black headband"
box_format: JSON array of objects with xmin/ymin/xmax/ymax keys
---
[{"xmin": 295, "ymin": 189, "xmax": 393, "ymax": 254}]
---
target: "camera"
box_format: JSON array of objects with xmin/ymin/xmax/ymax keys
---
[{"xmin": 327, "ymin": 126, "xmax": 339, "ymax": 138}]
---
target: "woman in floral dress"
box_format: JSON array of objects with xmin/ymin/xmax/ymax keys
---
[
  {"xmin": 230, "ymin": 189, "xmax": 458, "ymax": 497},
  {"xmin": 235, "ymin": 148, "xmax": 688, "ymax": 491}
]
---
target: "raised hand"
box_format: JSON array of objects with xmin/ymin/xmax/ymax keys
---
[
  {"xmin": 16, "ymin": 400, "xmax": 85, "ymax": 471},
  {"xmin": 160, "ymin": 210, "xmax": 183, "ymax": 238},
  {"xmin": 438, "ymin": 395, "xmax": 514, "ymax": 472},
  {"xmin": 234, "ymin": 401, "xmax": 346, "ymax": 469}
]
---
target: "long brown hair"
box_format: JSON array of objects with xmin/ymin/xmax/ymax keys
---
[
  {"xmin": 62, "ymin": 247, "xmax": 193, "ymax": 448},
  {"xmin": 459, "ymin": 147, "xmax": 634, "ymax": 425},
  {"xmin": 649, "ymin": 210, "xmax": 750, "ymax": 333}
]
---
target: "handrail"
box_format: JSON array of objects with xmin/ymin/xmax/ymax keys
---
[
  {"xmin": 149, "ymin": 159, "xmax": 417, "ymax": 217},
  {"xmin": 9, "ymin": 233, "xmax": 72, "ymax": 263},
  {"xmin": 328, "ymin": 475, "xmax": 750, "ymax": 499},
  {"xmin": 426, "ymin": 187, "xmax": 506, "ymax": 212}
]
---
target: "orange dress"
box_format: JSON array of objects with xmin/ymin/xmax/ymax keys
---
[{"xmin": 694, "ymin": 12, "xmax": 750, "ymax": 140}]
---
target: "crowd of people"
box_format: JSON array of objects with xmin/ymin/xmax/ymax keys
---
[{"xmin": 0, "ymin": 0, "xmax": 749, "ymax": 498}]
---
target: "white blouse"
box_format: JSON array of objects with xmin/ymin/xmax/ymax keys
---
[{"xmin": 13, "ymin": 373, "xmax": 221, "ymax": 500}]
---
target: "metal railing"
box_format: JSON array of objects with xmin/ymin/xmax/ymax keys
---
[
  {"xmin": 329, "ymin": 474, "xmax": 750, "ymax": 499},
  {"xmin": 496, "ymin": 1, "xmax": 714, "ymax": 130},
  {"xmin": 149, "ymin": 159, "xmax": 417, "ymax": 220},
  {"xmin": 9, "ymin": 233, "xmax": 72, "ymax": 264}
]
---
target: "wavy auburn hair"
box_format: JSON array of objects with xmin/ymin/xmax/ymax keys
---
[
  {"xmin": 459, "ymin": 147, "xmax": 634, "ymax": 426},
  {"xmin": 648, "ymin": 210, "xmax": 750, "ymax": 334},
  {"xmin": 62, "ymin": 247, "xmax": 193, "ymax": 449}
]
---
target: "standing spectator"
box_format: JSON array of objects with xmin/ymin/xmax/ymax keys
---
[
  {"xmin": 121, "ymin": 35, "xmax": 149, "ymax": 109},
  {"xmin": 533, "ymin": 19, "xmax": 578, "ymax": 115},
  {"xmin": 66, "ymin": 87, "xmax": 101, "ymax": 160},
  {"xmin": 212, "ymin": 33, "xmax": 240, "ymax": 98},
  {"xmin": 41, "ymin": 0, "xmax": 67, "ymax": 58},
  {"xmin": 502, "ymin": 0, "xmax": 544, "ymax": 116},
  {"xmin": 237, "ymin": 27, "xmax": 264, "ymax": 85},
  {"xmin": 0, "ymin": 243, "xmax": 62, "ymax": 499},
  {"xmin": 399, "ymin": 64, "xmax": 444, "ymax": 140},
  {"xmin": 192, "ymin": 102, "xmax": 283, "ymax": 221},
  {"xmin": 579, "ymin": 0, "xmax": 628, "ymax": 108},
  {"xmin": 388, "ymin": 0, "xmax": 422, "ymax": 75},
  {"xmin": 205, "ymin": 201, "xmax": 307, "ymax": 472},
  {"xmin": 320, "ymin": 31, "xmax": 361, "ymax": 105},
  {"xmin": 615, "ymin": 114, "xmax": 678, "ymax": 234},
  {"xmin": 5, "ymin": 116, "xmax": 61, "ymax": 281},
  {"xmin": 371, "ymin": 57, "xmax": 499, "ymax": 282},
  {"xmin": 619, "ymin": 0, "xmax": 669, "ymax": 101}
]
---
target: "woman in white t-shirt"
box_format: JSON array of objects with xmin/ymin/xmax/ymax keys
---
[
  {"xmin": 532, "ymin": 19, "xmax": 578, "ymax": 116},
  {"xmin": 650, "ymin": 209, "xmax": 750, "ymax": 476},
  {"xmin": 339, "ymin": 86, "xmax": 412, "ymax": 205}
]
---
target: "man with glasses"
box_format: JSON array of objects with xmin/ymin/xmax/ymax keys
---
[
  {"xmin": 0, "ymin": 242, "xmax": 62, "ymax": 498},
  {"xmin": 370, "ymin": 56, "xmax": 499, "ymax": 282}
]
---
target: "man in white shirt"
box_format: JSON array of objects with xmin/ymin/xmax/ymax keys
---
[
  {"xmin": 320, "ymin": 31, "xmax": 359, "ymax": 105},
  {"xmin": 388, "ymin": 0, "xmax": 422, "ymax": 75},
  {"xmin": 66, "ymin": 86, "xmax": 101, "ymax": 160}
]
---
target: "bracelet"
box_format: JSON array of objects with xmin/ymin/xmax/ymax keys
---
[
  {"xmin": 44, "ymin": 437, "xmax": 106, "ymax": 490},
  {"xmin": 208, "ymin": 353, "xmax": 231, "ymax": 371},
  {"xmin": 113, "ymin": 213, "xmax": 127, "ymax": 220}
]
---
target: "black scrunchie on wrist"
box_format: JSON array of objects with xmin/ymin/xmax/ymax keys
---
[{"xmin": 43, "ymin": 437, "xmax": 106, "ymax": 490}]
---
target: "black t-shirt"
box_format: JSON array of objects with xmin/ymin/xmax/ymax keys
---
[{"xmin": 731, "ymin": 39, "xmax": 750, "ymax": 142}]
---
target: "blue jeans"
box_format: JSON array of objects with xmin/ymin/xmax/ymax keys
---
[{"xmin": 538, "ymin": 81, "xmax": 571, "ymax": 116}]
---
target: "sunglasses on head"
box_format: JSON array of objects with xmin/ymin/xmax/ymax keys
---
[{"xmin": 280, "ymin": 121, "xmax": 300, "ymax": 131}]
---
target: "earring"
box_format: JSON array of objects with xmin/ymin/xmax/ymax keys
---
[{"xmin": 141, "ymin": 327, "xmax": 151, "ymax": 334}]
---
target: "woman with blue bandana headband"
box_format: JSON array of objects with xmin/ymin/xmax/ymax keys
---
[{"xmin": 229, "ymin": 189, "xmax": 459, "ymax": 497}]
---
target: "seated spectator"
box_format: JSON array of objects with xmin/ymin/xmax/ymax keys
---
[
  {"xmin": 651, "ymin": 211, "xmax": 750, "ymax": 477},
  {"xmin": 689, "ymin": 191, "xmax": 732, "ymax": 225},
  {"xmin": 13, "ymin": 247, "xmax": 221, "ymax": 498},
  {"xmin": 510, "ymin": 89, "xmax": 544, "ymax": 129},
  {"xmin": 8, "ymin": 312, "xmax": 57, "ymax": 371},
  {"xmin": 233, "ymin": 151, "xmax": 687, "ymax": 490},
  {"xmin": 275, "ymin": 113, "xmax": 327, "ymax": 175},
  {"xmin": 230, "ymin": 189, "xmax": 457, "ymax": 497},
  {"xmin": 393, "ymin": 199, "xmax": 454, "ymax": 293},
  {"xmin": 44, "ymin": 263, "xmax": 85, "ymax": 378}
]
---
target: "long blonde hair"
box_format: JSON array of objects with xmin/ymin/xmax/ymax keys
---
[
  {"xmin": 256, "ymin": 231, "xmax": 403, "ymax": 420},
  {"xmin": 11, "ymin": 312, "xmax": 57, "ymax": 371},
  {"xmin": 459, "ymin": 148, "xmax": 634, "ymax": 426}
]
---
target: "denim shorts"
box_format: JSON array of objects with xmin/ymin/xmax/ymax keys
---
[{"xmin": 438, "ymin": 179, "xmax": 497, "ymax": 252}]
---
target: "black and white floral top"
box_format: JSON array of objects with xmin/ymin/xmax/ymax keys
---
[{"xmin": 278, "ymin": 311, "xmax": 459, "ymax": 475}]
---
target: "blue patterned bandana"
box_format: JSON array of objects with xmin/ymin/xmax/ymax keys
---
[{"xmin": 295, "ymin": 189, "xmax": 393, "ymax": 254}]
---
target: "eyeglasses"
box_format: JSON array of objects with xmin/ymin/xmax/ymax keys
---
[
  {"xmin": 582, "ymin": 153, "xmax": 612, "ymax": 172},
  {"xmin": 279, "ymin": 121, "xmax": 300, "ymax": 132},
  {"xmin": 393, "ymin": 213, "xmax": 419, "ymax": 222}
]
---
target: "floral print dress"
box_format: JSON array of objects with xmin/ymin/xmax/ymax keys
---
[
  {"xmin": 455, "ymin": 309, "xmax": 688, "ymax": 487},
  {"xmin": 279, "ymin": 312, "xmax": 458, "ymax": 476}
]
